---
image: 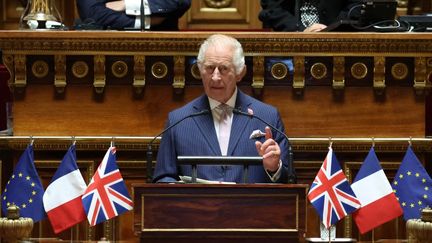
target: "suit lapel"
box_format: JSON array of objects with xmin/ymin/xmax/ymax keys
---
[
  {"xmin": 227, "ymin": 91, "xmax": 252, "ymax": 155},
  {"xmin": 192, "ymin": 96, "xmax": 220, "ymax": 155}
]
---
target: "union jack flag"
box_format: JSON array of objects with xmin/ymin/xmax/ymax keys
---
[
  {"xmin": 82, "ymin": 147, "xmax": 133, "ymax": 226},
  {"xmin": 307, "ymin": 147, "xmax": 361, "ymax": 229}
]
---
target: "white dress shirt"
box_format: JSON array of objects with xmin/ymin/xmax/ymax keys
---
[
  {"xmin": 124, "ymin": 0, "xmax": 151, "ymax": 29},
  {"xmin": 207, "ymin": 88, "xmax": 282, "ymax": 182}
]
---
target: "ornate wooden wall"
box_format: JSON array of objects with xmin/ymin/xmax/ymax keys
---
[
  {"xmin": 2, "ymin": 0, "xmax": 432, "ymax": 30},
  {"xmin": 0, "ymin": 31, "xmax": 432, "ymax": 242}
]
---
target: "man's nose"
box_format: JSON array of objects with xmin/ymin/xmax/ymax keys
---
[{"xmin": 211, "ymin": 67, "xmax": 222, "ymax": 79}]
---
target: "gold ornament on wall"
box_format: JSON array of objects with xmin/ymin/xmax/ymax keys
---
[
  {"xmin": 351, "ymin": 62, "xmax": 368, "ymax": 79},
  {"xmin": 0, "ymin": 205, "xmax": 34, "ymax": 242},
  {"xmin": 311, "ymin": 63, "xmax": 327, "ymax": 80},
  {"xmin": 391, "ymin": 62, "xmax": 408, "ymax": 80},
  {"xmin": 151, "ymin": 62, "xmax": 168, "ymax": 79},
  {"xmin": 191, "ymin": 63, "xmax": 201, "ymax": 80},
  {"xmin": 72, "ymin": 61, "xmax": 89, "ymax": 79},
  {"xmin": 31, "ymin": 60, "xmax": 49, "ymax": 78},
  {"xmin": 111, "ymin": 61, "xmax": 128, "ymax": 78},
  {"xmin": 271, "ymin": 62, "xmax": 288, "ymax": 80},
  {"xmin": 19, "ymin": 0, "xmax": 63, "ymax": 29},
  {"xmin": 204, "ymin": 0, "xmax": 232, "ymax": 8}
]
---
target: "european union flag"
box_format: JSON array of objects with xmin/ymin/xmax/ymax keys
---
[
  {"xmin": 1, "ymin": 145, "xmax": 46, "ymax": 222},
  {"xmin": 392, "ymin": 146, "xmax": 432, "ymax": 220}
]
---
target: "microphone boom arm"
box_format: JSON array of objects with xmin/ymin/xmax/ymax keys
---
[{"xmin": 146, "ymin": 110, "xmax": 210, "ymax": 182}]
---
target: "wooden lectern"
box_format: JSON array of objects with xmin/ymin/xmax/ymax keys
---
[{"xmin": 132, "ymin": 183, "xmax": 308, "ymax": 243}]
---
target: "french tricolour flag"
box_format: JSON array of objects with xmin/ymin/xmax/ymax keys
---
[
  {"xmin": 43, "ymin": 145, "xmax": 87, "ymax": 234},
  {"xmin": 351, "ymin": 147, "xmax": 403, "ymax": 234}
]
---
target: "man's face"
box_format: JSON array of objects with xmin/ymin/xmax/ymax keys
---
[{"xmin": 200, "ymin": 45, "xmax": 244, "ymax": 104}]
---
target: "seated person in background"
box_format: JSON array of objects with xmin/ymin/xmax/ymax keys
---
[
  {"xmin": 76, "ymin": 0, "xmax": 191, "ymax": 30},
  {"xmin": 259, "ymin": 0, "xmax": 362, "ymax": 32},
  {"xmin": 152, "ymin": 34, "xmax": 292, "ymax": 184}
]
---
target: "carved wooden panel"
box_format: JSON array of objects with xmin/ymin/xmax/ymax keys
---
[{"xmin": 179, "ymin": 0, "xmax": 262, "ymax": 30}]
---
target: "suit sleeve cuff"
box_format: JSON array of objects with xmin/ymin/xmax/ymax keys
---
[{"xmin": 266, "ymin": 160, "xmax": 282, "ymax": 182}]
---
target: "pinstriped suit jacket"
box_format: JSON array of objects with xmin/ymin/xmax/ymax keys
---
[
  {"xmin": 152, "ymin": 90, "xmax": 290, "ymax": 183},
  {"xmin": 76, "ymin": 0, "xmax": 191, "ymax": 30}
]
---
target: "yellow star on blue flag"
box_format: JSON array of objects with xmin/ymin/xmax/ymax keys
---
[
  {"xmin": 1, "ymin": 145, "xmax": 46, "ymax": 222},
  {"xmin": 392, "ymin": 146, "xmax": 432, "ymax": 220}
]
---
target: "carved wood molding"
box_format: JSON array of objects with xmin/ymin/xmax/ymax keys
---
[
  {"xmin": 1, "ymin": 137, "xmax": 432, "ymax": 152},
  {"xmin": 1, "ymin": 32, "xmax": 431, "ymax": 95}
]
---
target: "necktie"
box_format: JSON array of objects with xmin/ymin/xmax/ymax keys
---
[
  {"xmin": 217, "ymin": 104, "xmax": 231, "ymax": 156},
  {"xmin": 300, "ymin": 0, "xmax": 320, "ymax": 28}
]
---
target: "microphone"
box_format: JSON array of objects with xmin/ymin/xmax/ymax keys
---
[
  {"xmin": 140, "ymin": 0, "xmax": 145, "ymax": 31},
  {"xmin": 146, "ymin": 109, "xmax": 210, "ymax": 182},
  {"xmin": 295, "ymin": 0, "xmax": 300, "ymax": 30},
  {"xmin": 232, "ymin": 108, "xmax": 297, "ymax": 184}
]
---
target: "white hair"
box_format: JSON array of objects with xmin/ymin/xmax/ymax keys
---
[{"xmin": 197, "ymin": 34, "xmax": 245, "ymax": 75}]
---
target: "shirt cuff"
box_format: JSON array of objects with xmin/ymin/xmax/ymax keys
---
[
  {"xmin": 266, "ymin": 160, "xmax": 282, "ymax": 182},
  {"xmin": 125, "ymin": 0, "xmax": 151, "ymax": 29},
  {"xmin": 134, "ymin": 16, "xmax": 151, "ymax": 29},
  {"xmin": 125, "ymin": 0, "xmax": 150, "ymax": 16}
]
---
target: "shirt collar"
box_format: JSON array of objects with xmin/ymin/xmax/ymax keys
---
[{"xmin": 208, "ymin": 88, "xmax": 238, "ymax": 111}]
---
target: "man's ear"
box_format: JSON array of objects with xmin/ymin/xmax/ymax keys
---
[{"xmin": 236, "ymin": 66, "xmax": 247, "ymax": 83}]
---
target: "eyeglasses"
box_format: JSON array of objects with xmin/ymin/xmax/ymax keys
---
[{"xmin": 202, "ymin": 63, "xmax": 234, "ymax": 75}]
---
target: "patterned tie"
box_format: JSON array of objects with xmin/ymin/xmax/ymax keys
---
[
  {"xmin": 217, "ymin": 104, "xmax": 231, "ymax": 156},
  {"xmin": 300, "ymin": 0, "xmax": 320, "ymax": 28}
]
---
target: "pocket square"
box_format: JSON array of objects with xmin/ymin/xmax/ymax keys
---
[{"xmin": 249, "ymin": 129, "xmax": 265, "ymax": 139}]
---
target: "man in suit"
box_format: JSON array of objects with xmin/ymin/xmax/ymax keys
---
[
  {"xmin": 76, "ymin": 0, "xmax": 191, "ymax": 30},
  {"xmin": 259, "ymin": 0, "xmax": 362, "ymax": 32},
  {"xmin": 153, "ymin": 34, "xmax": 292, "ymax": 184}
]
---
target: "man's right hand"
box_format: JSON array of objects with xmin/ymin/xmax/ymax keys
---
[
  {"xmin": 106, "ymin": 0, "xmax": 125, "ymax": 12},
  {"xmin": 304, "ymin": 23, "xmax": 327, "ymax": 32}
]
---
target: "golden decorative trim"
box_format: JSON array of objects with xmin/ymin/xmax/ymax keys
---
[
  {"xmin": 2, "ymin": 136, "xmax": 432, "ymax": 152},
  {"xmin": 173, "ymin": 56, "xmax": 185, "ymax": 90},
  {"xmin": 191, "ymin": 63, "xmax": 201, "ymax": 80},
  {"xmin": 31, "ymin": 60, "xmax": 49, "ymax": 79},
  {"xmin": 142, "ymin": 228, "xmax": 297, "ymax": 232},
  {"xmin": 133, "ymin": 55, "xmax": 145, "ymax": 95},
  {"xmin": 373, "ymin": 56, "xmax": 386, "ymax": 94},
  {"xmin": 351, "ymin": 62, "xmax": 368, "ymax": 80},
  {"xmin": 1, "ymin": 32, "xmax": 432, "ymax": 97},
  {"xmin": 1, "ymin": 33, "xmax": 432, "ymax": 55},
  {"xmin": 252, "ymin": 56, "xmax": 264, "ymax": 90},
  {"xmin": 204, "ymin": 0, "xmax": 232, "ymax": 8},
  {"xmin": 293, "ymin": 56, "xmax": 305, "ymax": 94},
  {"xmin": 93, "ymin": 55, "xmax": 106, "ymax": 94},
  {"xmin": 333, "ymin": 57, "xmax": 345, "ymax": 90},
  {"xmin": 270, "ymin": 62, "xmax": 288, "ymax": 80},
  {"xmin": 151, "ymin": 61, "xmax": 168, "ymax": 79},
  {"xmin": 54, "ymin": 55, "xmax": 66, "ymax": 94},
  {"xmin": 14, "ymin": 55, "xmax": 27, "ymax": 93},
  {"xmin": 3, "ymin": 54, "xmax": 15, "ymax": 88},
  {"xmin": 311, "ymin": 62, "xmax": 327, "ymax": 80},
  {"xmin": 391, "ymin": 62, "xmax": 409, "ymax": 80},
  {"xmin": 111, "ymin": 60, "xmax": 128, "ymax": 78},
  {"xmin": 71, "ymin": 61, "xmax": 89, "ymax": 79},
  {"xmin": 413, "ymin": 57, "xmax": 428, "ymax": 95}
]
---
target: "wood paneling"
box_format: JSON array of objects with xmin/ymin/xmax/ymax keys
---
[
  {"xmin": 179, "ymin": 0, "xmax": 262, "ymax": 30},
  {"xmin": 0, "ymin": 31, "xmax": 431, "ymax": 242},
  {"xmin": 11, "ymin": 85, "xmax": 425, "ymax": 138}
]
